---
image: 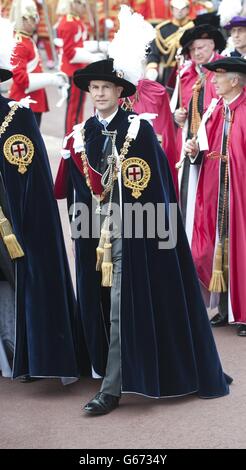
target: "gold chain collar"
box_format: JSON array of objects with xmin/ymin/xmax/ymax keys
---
[
  {"xmin": 0, "ymin": 104, "xmax": 19, "ymax": 138},
  {"xmin": 80, "ymin": 128, "xmax": 133, "ymax": 202}
]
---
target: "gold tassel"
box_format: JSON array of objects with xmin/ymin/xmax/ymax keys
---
[
  {"xmin": 101, "ymin": 240, "xmax": 113, "ymax": 287},
  {"xmin": 209, "ymin": 242, "xmax": 227, "ymax": 293},
  {"xmin": 0, "ymin": 206, "xmax": 24, "ymax": 259},
  {"xmin": 96, "ymin": 229, "xmax": 108, "ymax": 271},
  {"xmin": 223, "ymin": 237, "xmax": 229, "ymax": 286}
]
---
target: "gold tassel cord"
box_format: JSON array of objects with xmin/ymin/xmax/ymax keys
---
[
  {"xmin": 209, "ymin": 242, "xmax": 227, "ymax": 293},
  {"xmin": 0, "ymin": 206, "xmax": 24, "ymax": 259},
  {"xmin": 101, "ymin": 242, "xmax": 113, "ymax": 287},
  {"xmin": 208, "ymin": 110, "xmax": 233, "ymax": 293},
  {"xmin": 80, "ymin": 128, "xmax": 134, "ymax": 288},
  {"xmin": 96, "ymin": 228, "xmax": 108, "ymax": 271},
  {"xmin": 155, "ymin": 20, "xmax": 194, "ymax": 68},
  {"xmin": 190, "ymin": 77, "xmax": 202, "ymax": 137}
]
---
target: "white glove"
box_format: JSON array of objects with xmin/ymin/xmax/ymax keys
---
[
  {"xmin": 105, "ymin": 18, "xmax": 114, "ymax": 30},
  {"xmin": 83, "ymin": 40, "xmax": 109, "ymax": 54},
  {"xmin": 25, "ymin": 72, "xmax": 69, "ymax": 93},
  {"xmin": 99, "ymin": 41, "xmax": 109, "ymax": 53},
  {"xmin": 53, "ymin": 37, "xmax": 64, "ymax": 48},
  {"xmin": 70, "ymin": 48, "xmax": 105, "ymax": 64},
  {"xmin": 51, "ymin": 72, "xmax": 69, "ymax": 88},
  {"xmin": 145, "ymin": 68, "xmax": 158, "ymax": 81}
]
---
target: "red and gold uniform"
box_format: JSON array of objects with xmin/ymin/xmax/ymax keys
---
[
  {"xmin": 133, "ymin": 0, "xmax": 171, "ymax": 25},
  {"xmin": 94, "ymin": 0, "xmax": 133, "ymax": 40},
  {"xmin": 57, "ymin": 13, "xmax": 87, "ymax": 134},
  {"xmin": 9, "ymin": 31, "xmax": 48, "ymax": 113},
  {"xmin": 132, "ymin": 1, "xmax": 214, "ymax": 23},
  {"xmin": 35, "ymin": 0, "xmax": 59, "ymax": 62},
  {"xmin": 189, "ymin": 1, "xmax": 214, "ymax": 19}
]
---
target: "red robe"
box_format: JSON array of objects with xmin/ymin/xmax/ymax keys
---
[
  {"xmin": 9, "ymin": 32, "xmax": 49, "ymax": 113},
  {"xmin": 176, "ymin": 53, "xmax": 222, "ymax": 162},
  {"xmin": 133, "ymin": 79, "xmax": 178, "ymax": 194},
  {"xmin": 192, "ymin": 91, "xmax": 246, "ymax": 324}
]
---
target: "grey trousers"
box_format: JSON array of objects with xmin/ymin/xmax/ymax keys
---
[{"xmin": 100, "ymin": 237, "xmax": 122, "ymax": 397}]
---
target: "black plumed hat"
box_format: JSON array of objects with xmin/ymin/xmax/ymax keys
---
[
  {"xmin": 73, "ymin": 59, "xmax": 136, "ymax": 98},
  {"xmin": 203, "ymin": 57, "xmax": 246, "ymax": 74},
  {"xmin": 180, "ymin": 24, "xmax": 226, "ymax": 55}
]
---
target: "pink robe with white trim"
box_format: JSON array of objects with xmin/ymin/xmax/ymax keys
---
[{"xmin": 192, "ymin": 91, "xmax": 246, "ymax": 324}]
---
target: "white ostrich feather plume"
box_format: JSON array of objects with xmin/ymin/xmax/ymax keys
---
[
  {"xmin": 108, "ymin": 4, "xmax": 156, "ymax": 86},
  {"xmin": 218, "ymin": 0, "xmax": 243, "ymax": 26}
]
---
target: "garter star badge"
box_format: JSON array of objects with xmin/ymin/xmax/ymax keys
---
[
  {"xmin": 3, "ymin": 134, "xmax": 34, "ymax": 174},
  {"xmin": 121, "ymin": 157, "xmax": 151, "ymax": 199}
]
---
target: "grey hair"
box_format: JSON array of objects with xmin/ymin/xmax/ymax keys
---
[{"xmin": 227, "ymin": 71, "xmax": 246, "ymax": 87}]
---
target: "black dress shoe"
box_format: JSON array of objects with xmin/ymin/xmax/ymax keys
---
[
  {"xmin": 210, "ymin": 313, "xmax": 228, "ymax": 327},
  {"xmin": 237, "ymin": 324, "xmax": 246, "ymax": 337},
  {"xmin": 20, "ymin": 375, "xmax": 41, "ymax": 383},
  {"xmin": 83, "ymin": 392, "xmax": 120, "ymax": 415}
]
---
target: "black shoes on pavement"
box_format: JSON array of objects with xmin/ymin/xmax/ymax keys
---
[
  {"xmin": 210, "ymin": 313, "xmax": 246, "ymax": 336},
  {"xmin": 83, "ymin": 392, "xmax": 120, "ymax": 416},
  {"xmin": 210, "ymin": 313, "xmax": 228, "ymax": 327},
  {"xmin": 237, "ymin": 324, "xmax": 246, "ymax": 337}
]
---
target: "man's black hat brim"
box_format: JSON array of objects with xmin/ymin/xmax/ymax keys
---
[
  {"xmin": 73, "ymin": 59, "xmax": 136, "ymax": 98},
  {"xmin": 180, "ymin": 24, "xmax": 226, "ymax": 56},
  {"xmin": 203, "ymin": 57, "xmax": 246, "ymax": 74},
  {"xmin": 0, "ymin": 68, "xmax": 12, "ymax": 83}
]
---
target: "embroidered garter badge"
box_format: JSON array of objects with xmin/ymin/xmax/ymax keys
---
[
  {"xmin": 3, "ymin": 134, "xmax": 34, "ymax": 174},
  {"xmin": 121, "ymin": 157, "xmax": 151, "ymax": 199}
]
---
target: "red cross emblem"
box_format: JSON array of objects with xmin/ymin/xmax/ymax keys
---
[
  {"xmin": 127, "ymin": 166, "xmax": 142, "ymax": 181},
  {"xmin": 12, "ymin": 143, "xmax": 27, "ymax": 158}
]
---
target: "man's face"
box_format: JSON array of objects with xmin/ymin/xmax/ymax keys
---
[
  {"xmin": 211, "ymin": 72, "xmax": 236, "ymax": 96},
  {"xmin": 88, "ymin": 80, "xmax": 123, "ymax": 117},
  {"xmin": 231, "ymin": 27, "xmax": 246, "ymax": 50},
  {"xmin": 189, "ymin": 39, "xmax": 215, "ymax": 65},
  {"xmin": 22, "ymin": 16, "xmax": 37, "ymax": 34},
  {"xmin": 71, "ymin": 0, "xmax": 85, "ymax": 18},
  {"xmin": 171, "ymin": 6, "xmax": 189, "ymax": 21}
]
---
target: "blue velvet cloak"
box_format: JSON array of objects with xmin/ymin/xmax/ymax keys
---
[
  {"xmin": 67, "ymin": 107, "xmax": 231, "ymax": 398},
  {"xmin": 0, "ymin": 95, "xmax": 79, "ymax": 379}
]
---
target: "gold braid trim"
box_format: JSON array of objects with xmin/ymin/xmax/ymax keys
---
[
  {"xmin": 155, "ymin": 20, "xmax": 194, "ymax": 68},
  {"xmin": 190, "ymin": 77, "xmax": 203, "ymax": 137},
  {"xmin": 80, "ymin": 129, "xmax": 133, "ymax": 202},
  {"xmin": 0, "ymin": 104, "xmax": 19, "ymax": 138}
]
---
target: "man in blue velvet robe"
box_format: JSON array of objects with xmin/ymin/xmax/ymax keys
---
[
  {"xmin": 0, "ymin": 66, "xmax": 79, "ymax": 382},
  {"xmin": 55, "ymin": 59, "xmax": 232, "ymax": 415}
]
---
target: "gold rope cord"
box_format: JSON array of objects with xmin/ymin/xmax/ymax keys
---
[
  {"xmin": 80, "ymin": 129, "xmax": 133, "ymax": 202},
  {"xmin": 155, "ymin": 21, "xmax": 194, "ymax": 68},
  {"xmin": 190, "ymin": 77, "xmax": 203, "ymax": 137}
]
